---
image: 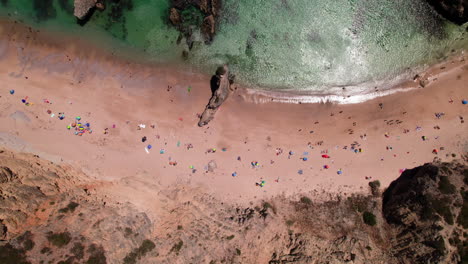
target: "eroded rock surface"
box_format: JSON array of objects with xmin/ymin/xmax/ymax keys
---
[{"xmin": 383, "ymin": 161, "xmax": 468, "ymax": 264}]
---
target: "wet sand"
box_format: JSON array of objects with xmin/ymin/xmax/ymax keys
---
[{"xmin": 0, "ymin": 20, "xmax": 467, "ymax": 204}]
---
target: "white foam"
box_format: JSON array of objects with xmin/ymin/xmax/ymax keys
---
[{"xmin": 244, "ymin": 86, "xmax": 416, "ymax": 104}]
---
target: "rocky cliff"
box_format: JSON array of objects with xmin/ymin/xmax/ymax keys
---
[
  {"xmin": 0, "ymin": 148, "xmax": 466, "ymax": 263},
  {"xmin": 426, "ymin": 0, "xmax": 468, "ymax": 24},
  {"xmin": 383, "ymin": 161, "xmax": 468, "ymax": 264}
]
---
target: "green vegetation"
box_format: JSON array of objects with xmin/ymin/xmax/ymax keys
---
[
  {"xmin": 0, "ymin": 243, "xmax": 30, "ymax": 264},
  {"xmin": 177, "ymin": 225, "xmax": 183, "ymax": 230},
  {"xmin": 236, "ymin": 248, "xmax": 241, "ymax": 255},
  {"xmin": 347, "ymin": 195, "xmax": 369, "ymax": 213},
  {"xmin": 58, "ymin": 202, "xmax": 79, "ymax": 214},
  {"xmin": 86, "ymin": 244, "xmax": 106, "ymax": 264},
  {"xmin": 124, "ymin": 227, "xmax": 133, "ymax": 238},
  {"xmin": 424, "ymin": 236, "xmax": 446, "ymax": 254},
  {"xmin": 363, "ymin": 212, "xmax": 377, "ymax": 226},
  {"xmin": 286, "ymin": 220, "xmax": 295, "ymax": 226},
  {"xmin": 368, "ymin": 180, "xmax": 381, "ymax": 196},
  {"xmin": 300, "ymin": 196, "xmax": 312, "ymax": 205},
  {"xmin": 46, "ymin": 232, "xmax": 72, "ymax": 248},
  {"xmin": 123, "ymin": 239, "xmax": 156, "ymax": 264},
  {"xmin": 170, "ymin": 240, "xmax": 183, "ymax": 255},
  {"xmin": 438, "ymin": 176, "xmax": 456, "ymax": 194},
  {"xmin": 40, "ymin": 247, "xmax": 51, "ymax": 254},
  {"xmin": 421, "ymin": 202, "xmax": 439, "ymax": 221},
  {"xmin": 180, "ymin": 5, "xmax": 205, "ymax": 28},
  {"xmin": 71, "ymin": 243, "xmax": 85, "ymax": 260},
  {"xmin": 23, "ymin": 239, "xmax": 34, "ymax": 251},
  {"xmin": 431, "ymin": 197, "xmax": 454, "ymax": 225},
  {"xmin": 262, "ymin": 202, "xmax": 277, "ymax": 214},
  {"xmin": 226, "ymin": 235, "xmax": 235, "ymax": 240},
  {"xmin": 17, "ymin": 231, "xmax": 34, "ymax": 251}
]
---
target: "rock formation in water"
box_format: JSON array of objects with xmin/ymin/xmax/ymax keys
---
[
  {"xmin": 198, "ymin": 65, "xmax": 234, "ymax": 127},
  {"xmin": 426, "ymin": 0, "xmax": 468, "ymax": 24},
  {"xmin": 1, "ymin": 146, "xmax": 466, "ymax": 263},
  {"xmin": 169, "ymin": 0, "xmax": 222, "ymax": 49},
  {"xmin": 74, "ymin": 0, "xmax": 105, "ymax": 20},
  {"xmin": 383, "ymin": 161, "xmax": 468, "ymax": 264}
]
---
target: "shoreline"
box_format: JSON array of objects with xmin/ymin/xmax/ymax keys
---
[
  {"xmin": 239, "ymin": 50, "xmax": 467, "ymax": 104},
  {"xmin": 0, "ymin": 18, "xmax": 467, "ymax": 205},
  {"xmin": 1, "ymin": 18, "xmax": 466, "ymax": 105}
]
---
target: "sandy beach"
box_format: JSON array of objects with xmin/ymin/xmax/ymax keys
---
[{"xmin": 0, "ymin": 19, "xmax": 467, "ymax": 207}]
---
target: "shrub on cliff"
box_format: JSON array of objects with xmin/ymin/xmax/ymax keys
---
[
  {"xmin": 46, "ymin": 232, "xmax": 72, "ymax": 248},
  {"xmin": 369, "ymin": 180, "xmax": 381, "ymax": 196},
  {"xmin": 363, "ymin": 212, "xmax": 377, "ymax": 226}
]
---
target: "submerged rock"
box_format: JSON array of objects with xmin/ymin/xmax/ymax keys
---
[
  {"xmin": 425, "ymin": 0, "xmax": 468, "ymax": 24},
  {"xmin": 169, "ymin": 0, "xmax": 222, "ymax": 48},
  {"xmin": 169, "ymin": 8, "xmax": 181, "ymax": 26},
  {"xmin": 198, "ymin": 65, "xmax": 235, "ymax": 127},
  {"xmin": 201, "ymin": 15, "xmax": 216, "ymax": 43}
]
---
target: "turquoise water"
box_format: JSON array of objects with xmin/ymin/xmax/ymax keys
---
[{"xmin": 1, "ymin": 0, "xmax": 467, "ymax": 96}]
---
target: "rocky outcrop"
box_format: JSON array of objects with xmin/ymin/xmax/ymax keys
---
[
  {"xmin": 198, "ymin": 65, "xmax": 234, "ymax": 127},
  {"xmin": 383, "ymin": 162, "xmax": 468, "ymax": 264},
  {"xmin": 0, "ymin": 149, "xmax": 154, "ymax": 263},
  {"xmin": 169, "ymin": 0, "xmax": 222, "ymax": 48},
  {"xmin": 426, "ymin": 0, "xmax": 468, "ymax": 25},
  {"xmin": 74, "ymin": 0, "xmax": 96, "ymax": 19},
  {"xmin": 74, "ymin": 0, "xmax": 105, "ymax": 20}
]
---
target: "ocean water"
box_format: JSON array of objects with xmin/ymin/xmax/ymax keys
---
[{"xmin": 0, "ymin": 0, "xmax": 467, "ymax": 101}]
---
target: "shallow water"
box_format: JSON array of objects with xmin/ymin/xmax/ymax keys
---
[{"xmin": 0, "ymin": 0, "xmax": 467, "ymax": 98}]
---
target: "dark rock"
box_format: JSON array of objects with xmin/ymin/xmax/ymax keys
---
[
  {"xmin": 198, "ymin": 65, "xmax": 234, "ymax": 127},
  {"xmin": 0, "ymin": 243, "xmax": 29, "ymax": 264},
  {"xmin": 58, "ymin": 0, "xmax": 74, "ymax": 14},
  {"xmin": 33, "ymin": 0, "xmax": 57, "ymax": 22},
  {"xmin": 96, "ymin": 1, "xmax": 105, "ymax": 11},
  {"xmin": 201, "ymin": 15, "xmax": 215, "ymax": 44},
  {"xmin": 199, "ymin": 0, "xmax": 209, "ymax": 13},
  {"xmin": 210, "ymin": 0, "xmax": 221, "ymax": 16},
  {"xmin": 425, "ymin": 0, "xmax": 468, "ymax": 25},
  {"xmin": 169, "ymin": 8, "xmax": 181, "ymax": 26}
]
